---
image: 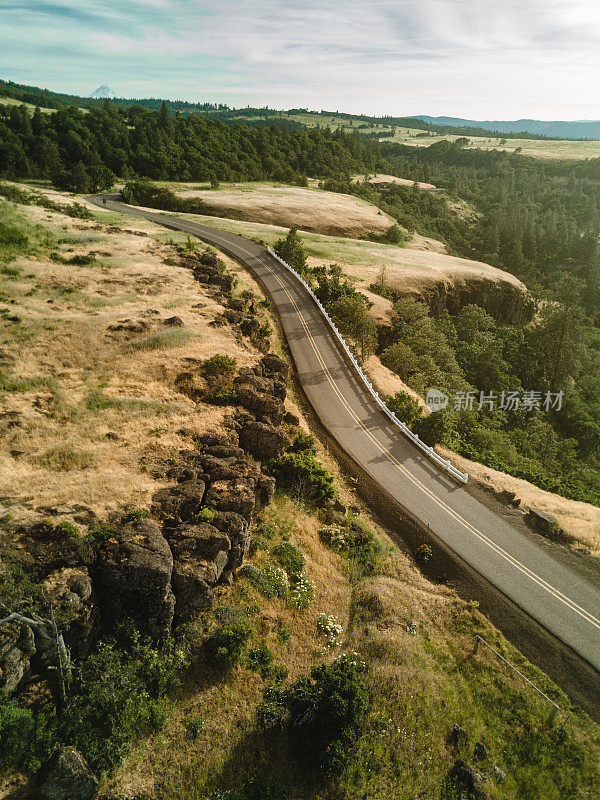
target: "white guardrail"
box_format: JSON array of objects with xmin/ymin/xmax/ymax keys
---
[{"xmin": 267, "ymin": 247, "xmax": 469, "ymax": 484}]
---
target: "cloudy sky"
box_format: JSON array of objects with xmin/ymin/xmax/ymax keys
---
[{"xmin": 1, "ymin": 0, "xmax": 598, "ymax": 118}]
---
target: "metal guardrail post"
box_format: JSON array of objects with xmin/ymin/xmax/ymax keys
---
[{"xmin": 265, "ymin": 248, "xmax": 469, "ymax": 484}]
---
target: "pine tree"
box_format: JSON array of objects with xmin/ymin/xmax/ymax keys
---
[{"xmin": 274, "ymin": 228, "xmax": 308, "ymax": 273}]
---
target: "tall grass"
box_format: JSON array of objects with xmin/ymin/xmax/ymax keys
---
[{"xmin": 129, "ymin": 328, "xmax": 194, "ymax": 351}]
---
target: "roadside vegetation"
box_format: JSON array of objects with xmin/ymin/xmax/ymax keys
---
[{"xmin": 271, "ymin": 223, "xmax": 600, "ymax": 509}]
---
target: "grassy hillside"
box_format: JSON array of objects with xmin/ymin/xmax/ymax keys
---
[{"xmin": 159, "ymin": 181, "xmax": 394, "ymax": 238}]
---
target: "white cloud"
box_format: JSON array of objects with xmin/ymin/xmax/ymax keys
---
[{"xmin": 2, "ymin": 0, "xmax": 599, "ymax": 117}]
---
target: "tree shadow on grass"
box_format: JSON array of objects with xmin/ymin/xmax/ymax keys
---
[{"xmin": 200, "ymin": 722, "xmax": 328, "ymax": 800}]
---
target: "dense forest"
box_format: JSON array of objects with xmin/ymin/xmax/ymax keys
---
[
  {"xmin": 284, "ymin": 241, "xmax": 600, "ymax": 507},
  {"xmin": 0, "ymin": 101, "xmax": 379, "ymax": 187}
]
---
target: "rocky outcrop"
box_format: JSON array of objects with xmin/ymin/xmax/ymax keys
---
[
  {"xmin": 420, "ymin": 277, "xmax": 534, "ymax": 325},
  {"xmin": 151, "ymin": 480, "xmax": 207, "ymax": 526},
  {"xmin": 93, "ymin": 519, "xmax": 175, "ymax": 640},
  {"xmin": 526, "ymin": 508, "xmax": 562, "ymax": 539},
  {"xmin": 42, "ymin": 567, "xmax": 93, "ymax": 656},
  {"xmin": 0, "ymin": 619, "xmax": 35, "ymax": 692},
  {"xmin": 213, "ymin": 512, "xmax": 251, "ymax": 571},
  {"xmin": 37, "ymin": 747, "xmax": 98, "ymax": 800},
  {"xmin": 238, "ymin": 419, "xmax": 291, "ymax": 462}
]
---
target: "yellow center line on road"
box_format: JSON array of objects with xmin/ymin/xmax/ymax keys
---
[{"xmin": 115, "ymin": 203, "xmax": 600, "ymax": 634}]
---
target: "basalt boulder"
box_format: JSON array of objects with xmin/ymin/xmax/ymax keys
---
[
  {"xmin": 238, "ymin": 419, "xmax": 291, "ymax": 462},
  {"xmin": 93, "ymin": 520, "xmax": 175, "ymax": 640},
  {"xmin": 165, "ymin": 523, "xmax": 230, "ymax": 617},
  {"xmin": 212, "ymin": 511, "xmax": 251, "ymax": 570},
  {"xmin": 151, "ymin": 480, "xmax": 207, "ymax": 525},
  {"xmin": 37, "ymin": 747, "xmax": 98, "ymax": 800},
  {"xmin": 235, "ymin": 384, "xmax": 285, "ymax": 425},
  {"xmin": 0, "ymin": 620, "xmax": 35, "ymax": 692},
  {"xmin": 204, "ymin": 478, "xmax": 258, "ymax": 520}
]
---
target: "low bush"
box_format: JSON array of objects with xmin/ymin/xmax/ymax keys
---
[
  {"xmin": 288, "ymin": 430, "xmax": 318, "ymax": 456},
  {"xmin": 245, "ymin": 644, "xmax": 282, "ymax": 679},
  {"xmin": 208, "ymin": 617, "xmax": 253, "ymax": 667},
  {"xmin": 50, "ymin": 251, "xmax": 97, "ymax": 266},
  {"xmin": 248, "ymin": 522, "xmax": 277, "ymax": 555},
  {"xmin": 319, "ymin": 521, "xmax": 385, "ymax": 580},
  {"xmin": 202, "ymin": 385, "xmax": 238, "ymax": 406},
  {"xmin": 187, "ymin": 717, "xmax": 205, "ymax": 739},
  {"xmin": 272, "ymin": 541, "xmax": 304, "ymax": 576},
  {"xmin": 258, "ymin": 652, "xmax": 368, "ymax": 774},
  {"xmin": 268, "ymin": 450, "xmax": 335, "ymax": 506},
  {"xmin": 201, "ymin": 353, "xmax": 237, "ymax": 377},
  {"xmin": 194, "ymin": 507, "xmax": 218, "ymax": 523},
  {"xmin": 317, "ymin": 614, "xmax": 343, "ymax": 648},
  {"xmin": 241, "ymin": 563, "xmax": 288, "ymax": 600},
  {"xmin": 288, "ymin": 572, "xmax": 315, "ymax": 611}
]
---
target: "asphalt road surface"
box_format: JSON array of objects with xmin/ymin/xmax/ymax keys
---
[{"xmin": 90, "ymin": 195, "xmax": 600, "ymax": 695}]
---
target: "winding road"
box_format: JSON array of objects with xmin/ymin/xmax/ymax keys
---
[{"xmin": 90, "ymin": 195, "xmax": 600, "ymax": 713}]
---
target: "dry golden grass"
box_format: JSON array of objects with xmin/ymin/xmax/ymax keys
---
[
  {"xmin": 0, "ymin": 198, "xmax": 265, "ymax": 524},
  {"xmin": 306, "ymin": 241, "xmax": 526, "ymax": 300},
  {"xmin": 351, "ymin": 173, "xmax": 437, "ymax": 190},
  {"xmin": 172, "ymin": 183, "xmax": 394, "ymax": 238}
]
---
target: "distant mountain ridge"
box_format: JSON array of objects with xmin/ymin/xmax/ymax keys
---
[{"xmin": 414, "ymin": 116, "xmax": 600, "ymax": 140}]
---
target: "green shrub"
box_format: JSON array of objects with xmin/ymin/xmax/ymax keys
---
[
  {"xmin": 261, "ymin": 652, "xmax": 368, "ymax": 774},
  {"xmin": 246, "ymin": 644, "xmax": 276, "ymax": 677},
  {"xmin": 385, "ymin": 391, "xmax": 423, "ymax": 425},
  {"xmin": 241, "ymin": 563, "xmax": 288, "ymax": 600},
  {"xmin": 288, "ymin": 430, "xmax": 318, "ymax": 455},
  {"xmin": 201, "ymin": 353, "xmax": 237, "ymax": 377},
  {"xmin": 249, "ymin": 522, "xmax": 277, "ymax": 555},
  {"xmin": 269, "ymin": 450, "xmax": 335, "ymax": 506},
  {"xmin": 194, "ymin": 507, "xmax": 217, "ymax": 523},
  {"xmin": 0, "ymin": 223, "xmax": 28, "ymax": 247},
  {"xmin": 288, "ymin": 573, "xmax": 315, "ymax": 611},
  {"xmin": 0, "ymin": 558, "xmax": 43, "ymax": 615},
  {"xmin": 208, "ymin": 618, "xmax": 253, "ymax": 667},
  {"xmin": 0, "ymin": 692, "xmax": 56, "ymax": 774},
  {"xmin": 256, "ymin": 700, "xmax": 286, "ymax": 730},
  {"xmin": 382, "ymin": 222, "xmax": 410, "ymax": 245},
  {"xmin": 202, "ymin": 385, "xmax": 238, "ymax": 406},
  {"xmin": 412, "ymin": 409, "xmax": 454, "ymax": 447},
  {"xmin": 415, "ymin": 544, "xmax": 433, "ymax": 564},
  {"xmin": 319, "ymin": 522, "xmax": 385, "ymax": 580},
  {"xmin": 50, "ymin": 252, "xmax": 97, "ymax": 266},
  {"xmin": 187, "ymin": 717, "xmax": 205, "ymax": 739},
  {"xmin": 272, "ymin": 541, "xmax": 304, "ymax": 576},
  {"xmin": 123, "ymin": 509, "xmax": 149, "ymax": 523},
  {"xmin": 0, "ymin": 627, "xmax": 188, "ymax": 775},
  {"xmin": 58, "ymin": 630, "xmax": 187, "ymax": 771}
]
